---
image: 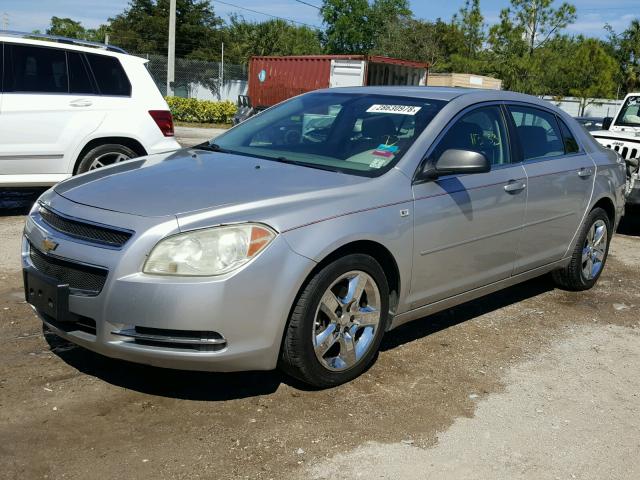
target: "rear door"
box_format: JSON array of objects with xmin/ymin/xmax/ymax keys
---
[
  {"xmin": 507, "ymin": 104, "xmax": 595, "ymax": 273},
  {"xmin": 409, "ymin": 104, "xmax": 527, "ymax": 307},
  {"xmin": 0, "ymin": 43, "xmax": 103, "ymax": 175}
]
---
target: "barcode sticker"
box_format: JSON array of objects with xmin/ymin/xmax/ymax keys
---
[{"xmin": 366, "ymin": 104, "xmax": 421, "ymax": 115}]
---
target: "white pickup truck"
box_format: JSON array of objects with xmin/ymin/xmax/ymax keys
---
[{"xmin": 591, "ymin": 93, "xmax": 640, "ymax": 206}]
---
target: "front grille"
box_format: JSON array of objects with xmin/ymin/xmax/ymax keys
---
[
  {"xmin": 39, "ymin": 205, "xmax": 132, "ymax": 247},
  {"xmin": 606, "ymin": 144, "xmax": 640, "ymax": 160},
  {"xmin": 29, "ymin": 243, "xmax": 108, "ymax": 294}
]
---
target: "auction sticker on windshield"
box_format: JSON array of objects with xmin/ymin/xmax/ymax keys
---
[{"xmin": 366, "ymin": 104, "xmax": 422, "ymax": 115}]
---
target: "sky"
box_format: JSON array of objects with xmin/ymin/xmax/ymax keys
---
[{"xmin": 0, "ymin": 0, "xmax": 638, "ymax": 39}]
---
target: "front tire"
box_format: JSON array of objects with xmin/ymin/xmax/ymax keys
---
[
  {"xmin": 76, "ymin": 144, "xmax": 137, "ymax": 174},
  {"xmin": 280, "ymin": 254, "xmax": 389, "ymax": 388},
  {"xmin": 552, "ymin": 207, "xmax": 611, "ymax": 291}
]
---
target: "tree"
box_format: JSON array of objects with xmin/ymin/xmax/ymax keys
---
[
  {"xmin": 372, "ymin": 18, "xmax": 444, "ymax": 66},
  {"xmin": 607, "ymin": 19, "xmax": 640, "ymax": 93},
  {"xmin": 452, "ymin": 0, "xmax": 485, "ymax": 58},
  {"xmin": 223, "ymin": 15, "xmax": 322, "ymax": 64},
  {"xmin": 568, "ymin": 39, "xmax": 618, "ymax": 115},
  {"xmin": 45, "ymin": 16, "xmax": 108, "ymax": 42},
  {"xmin": 107, "ymin": 0, "xmax": 224, "ymax": 59},
  {"xmin": 488, "ymin": 0, "xmax": 576, "ymax": 92},
  {"xmin": 47, "ymin": 17, "xmax": 87, "ymax": 38},
  {"xmin": 320, "ymin": 0, "xmax": 410, "ymax": 54},
  {"xmin": 490, "ymin": 0, "xmax": 576, "ymax": 57}
]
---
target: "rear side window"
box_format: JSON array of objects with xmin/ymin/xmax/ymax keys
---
[
  {"xmin": 67, "ymin": 51, "xmax": 95, "ymax": 94},
  {"xmin": 508, "ymin": 105, "xmax": 564, "ymax": 161},
  {"xmin": 86, "ymin": 53, "xmax": 131, "ymax": 96},
  {"xmin": 4, "ymin": 44, "xmax": 67, "ymax": 93},
  {"xmin": 558, "ymin": 119, "xmax": 580, "ymax": 154}
]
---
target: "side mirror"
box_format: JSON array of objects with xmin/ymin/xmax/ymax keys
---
[
  {"xmin": 421, "ymin": 149, "xmax": 491, "ymax": 179},
  {"xmin": 602, "ymin": 117, "xmax": 613, "ymax": 130}
]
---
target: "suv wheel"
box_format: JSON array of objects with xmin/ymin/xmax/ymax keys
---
[
  {"xmin": 552, "ymin": 207, "xmax": 611, "ymax": 291},
  {"xmin": 76, "ymin": 144, "xmax": 137, "ymax": 174},
  {"xmin": 280, "ymin": 254, "xmax": 389, "ymax": 388}
]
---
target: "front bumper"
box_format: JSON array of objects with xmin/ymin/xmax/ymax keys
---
[{"xmin": 24, "ymin": 192, "xmax": 315, "ymax": 372}]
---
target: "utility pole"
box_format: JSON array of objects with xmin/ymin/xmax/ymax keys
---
[
  {"xmin": 167, "ymin": 0, "xmax": 176, "ymax": 97},
  {"xmin": 1, "ymin": 12, "xmax": 9, "ymax": 31},
  {"xmin": 220, "ymin": 42, "xmax": 224, "ymax": 100}
]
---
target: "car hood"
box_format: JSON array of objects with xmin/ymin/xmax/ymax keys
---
[{"xmin": 54, "ymin": 149, "xmax": 367, "ymax": 218}]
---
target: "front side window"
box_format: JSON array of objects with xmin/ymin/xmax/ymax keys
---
[
  {"xmin": 615, "ymin": 96, "xmax": 640, "ymax": 127},
  {"xmin": 214, "ymin": 93, "xmax": 446, "ymax": 176},
  {"xmin": 5, "ymin": 44, "xmax": 67, "ymax": 93},
  {"xmin": 508, "ymin": 105, "xmax": 564, "ymax": 161},
  {"xmin": 86, "ymin": 53, "xmax": 131, "ymax": 96},
  {"xmin": 431, "ymin": 106, "xmax": 510, "ymax": 166}
]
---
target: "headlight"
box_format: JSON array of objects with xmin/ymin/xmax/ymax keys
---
[{"xmin": 143, "ymin": 224, "xmax": 276, "ymax": 276}]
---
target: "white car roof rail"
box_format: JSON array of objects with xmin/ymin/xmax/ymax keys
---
[{"xmin": 0, "ymin": 30, "xmax": 128, "ymax": 54}]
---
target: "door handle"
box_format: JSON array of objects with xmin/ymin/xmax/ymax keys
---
[
  {"xmin": 578, "ymin": 167, "xmax": 594, "ymax": 178},
  {"xmin": 504, "ymin": 180, "xmax": 527, "ymax": 193},
  {"xmin": 69, "ymin": 99, "xmax": 93, "ymax": 107}
]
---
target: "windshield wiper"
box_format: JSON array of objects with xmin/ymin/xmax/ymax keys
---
[
  {"xmin": 272, "ymin": 156, "xmax": 340, "ymax": 173},
  {"xmin": 195, "ymin": 142, "xmax": 232, "ymax": 153}
]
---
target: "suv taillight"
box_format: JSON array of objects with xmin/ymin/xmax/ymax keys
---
[{"xmin": 149, "ymin": 110, "xmax": 175, "ymax": 137}]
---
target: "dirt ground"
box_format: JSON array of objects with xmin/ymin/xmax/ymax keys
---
[{"xmin": 1, "ymin": 194, "xmax": 639, "ymax": 479}]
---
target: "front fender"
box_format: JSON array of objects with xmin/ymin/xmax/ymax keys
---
[{"xmin": 282, "ymin": 201, "xmax": 414, "ymax": 313}]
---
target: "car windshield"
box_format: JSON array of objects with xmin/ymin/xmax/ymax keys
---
[
  {"xmin": 616, "ymin": 96, "xmax": 640, "ymax": 127},
  {"xmin": 211, "ymin": 92, "xmax": 446, "ymax": 176}
]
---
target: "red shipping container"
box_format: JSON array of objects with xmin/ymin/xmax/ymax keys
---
[{"xmin": 248, "ymin": 55, "xmax": 430, "ymax": 108}]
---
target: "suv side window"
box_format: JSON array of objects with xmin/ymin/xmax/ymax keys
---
[
  {"xmin": 86, "ymin": 53, "xmax": 131, "ymax": 96},
  {"xmin": 508, "ymin": 105, "xmax": 564, "ymax": 161},
  {"xmin": 432, "ymin": 105, "xmax": 510, "ymax": 166},
  {"xmin": 4, "ymin": 44, "xmax": 67, "ymax": 93},
  {"xmin": 67, "ymin": 51, "xmax": 95, "ymax": 95},
  {"xmin": 557, "ymin": 118, "xmax": 580, "ymax": 154}
]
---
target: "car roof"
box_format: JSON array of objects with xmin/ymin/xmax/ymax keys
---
[
  {"xmin": 0, "ymin": 32, "xmax": 137, "ymax": 60},
  {"xmin": 312, "ymin": 85, "xmax": 549, "ymax": 104}
]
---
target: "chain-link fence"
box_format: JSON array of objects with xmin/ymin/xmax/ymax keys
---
[{"xmin": 134, "ymin": 53, "xmax": 248, "ymax": 102}]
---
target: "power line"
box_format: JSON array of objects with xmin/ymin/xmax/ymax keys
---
[
  {"xmin": 294, "ymin": 0, "xmax": 321, "ymax": 10},
  {"xmin": 212, "ymin": 0, "xmax": 321, "ymax": 28}
]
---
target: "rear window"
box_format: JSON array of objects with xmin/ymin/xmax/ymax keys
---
[
  {"xmin": 4, "ymin": 44, "xmax": 67, "ymax": 93},
  {"xmin": 86, "ymin": 53, "xmax": 131, "ymax": 96}
]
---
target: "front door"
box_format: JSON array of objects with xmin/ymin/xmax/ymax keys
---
[
  {"xmin": 408, "ymin": 104, "xmax": 527, "ymax": 308},
  {"xmin": 505, "ymin": 104, "xmax": 596, "ymax": 274}
]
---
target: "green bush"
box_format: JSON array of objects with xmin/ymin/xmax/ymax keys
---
[{"xmin": 165, "ymin": 97, "xmax": 237, "ymax": 124}]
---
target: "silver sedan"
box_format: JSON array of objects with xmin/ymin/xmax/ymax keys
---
[{"xmin": 22, "ymin": 87, "xmax": 626, "ymax": 387}]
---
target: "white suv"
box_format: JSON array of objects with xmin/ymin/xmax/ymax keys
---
[{"xmin": 0, "ymin": 32, "xmax": 181, "ymax": 186}]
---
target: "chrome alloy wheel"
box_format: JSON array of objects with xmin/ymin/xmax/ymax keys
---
[
  {"xmin": 582, "ymin": 219, "xmax": 607, "ymax": 280},
  {"xmin": 88, "ymin": 152, "xmax": 131, "ymax": 170},
  {"xmin": 312, "ymin": 271, "xmax": 382, "ymax": 372}
]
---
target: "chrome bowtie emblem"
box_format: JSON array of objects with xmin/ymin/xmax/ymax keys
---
[{"xmin": 42, "ymin": 237, "xmax": 58, "ymax": 253}]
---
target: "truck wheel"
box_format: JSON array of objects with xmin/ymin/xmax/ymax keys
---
[
  {"xmin": 552, "ymin": 208, "xmax": 611, "ymax": 291},
  {"xmin": 76, "ymin": 144, "xmax": 137, "ymax": 174},
  {"xmin": 280, "ymin": 254, "xmax": 389, "ymax": 388}
]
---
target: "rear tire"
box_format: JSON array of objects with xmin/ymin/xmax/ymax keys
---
[
  {"xmin": 280, "ymin": 254, "xmax": 389, "ymax": 388},
  {"xmin": 552, "ymin": 208, "xmax": 611, "ymax": 291},
  {"xmin": 76, "ymin": 144, "xmax": 137, "ymax": 174}
]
